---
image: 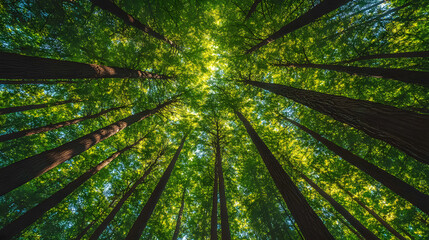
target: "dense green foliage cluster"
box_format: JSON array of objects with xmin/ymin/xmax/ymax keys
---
[{"xmin": 0, "ymin": 0, "xmax": 428, "ymax": 239}]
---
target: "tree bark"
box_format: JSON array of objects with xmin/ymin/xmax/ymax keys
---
[
  {"xmin": 339, "ymin": 51, "xmax": 429, "ymax": 64},
  {"xmin": 0, "ymin": 52, "xmax": 171, "ymax": 80},
  {"xmin": 89, "ymin": 158, "xmax": 159, "ymax": 240},
  {"xmin": 274, "ymin": 62, "xmax": 429, "ymax": 86},
  {"xmin": 0, "ymin": 99, "xmax": 78, "ymax": 115},
  {"xmin": 91, "ymin": 0, "xmax": 177, "ymax": 48},
  {"xmin": 210, "ymin": 155, "xmax": 218, "ymax": 240},
  {"xmin": 0, "ymin": 106, "xmax": 125, "ymax": 142},
  {"xmin": 336, "ymin": 183, "xmax": 408, "ymax": 240},
  {"xmin": 244, "ymin": 0, "xmax": 261, "ymax": 21},
  {"xmin": 0, "ymin": 80, "xmax": 80, "ymax": 84},
  {"xmin": 242, "ymin": 79, "xmax": 429, "ymax": 164},
  {"xmin": 299, "ymin": 172, "xmax": 380, "ymax": 240},
  {"xmin": 215, "ymin": 122, "xmax": 231, "ymax": 240},
  {"xmin": 235, "ymin": 111, "xmax": 334, "ymax": 239},
  {"xmin": 0, "ymin": 98, "xmax": 175, "ymax": 196},
  {"xmin": 245, "ymin": 0, "xmax": 351, "ymax": 53},
  {"xmin": 283, "ymin": 117, "xmax": 429, "ymax": 214},
  {"xmin": 172, "ymin": 187, "xmax": 186, "ymax": 240},
  {"xmin": 0, "ymin": 136, "xmax": 147, "ymax": 239},
  {"xmin": 125, "ymin": 134, "xmax": 188, "ymax": 240}
]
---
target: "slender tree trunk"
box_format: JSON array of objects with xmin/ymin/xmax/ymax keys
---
[
  {"xmin": 215, "ymin": 123, "xmax": 231, "ymax": 240},
  {"xmin": 125, "ymin": 134, "xmax": 188, "ymax": 240},
  {"xmin": 172, "ymin": 188, "xmax": 186, "ymax": 240},
  {"xmin": 73, "ymin": 219, "xmax": 96, "ymax": 240},
  {"xmin": 274, "ymin": 62, "xmax": 429, "ymax": 86},
  {"xmin": 0, "ymin": 80, "xmax": 79, "ymax": 84},
  {"xmin": 299, "ymin": 172, "xmax": 380, "ymax": 240},
  {"xmin": 89, "ymin": 159, "xmax": 159, "ymax": 240},
  {"xmin": 0, "ymin": 52, "xmax": 171, "ymax": 80},
  {"xmin": 277, "ymin": 198, "xmax": 304, "ymax": 240},
  {"xmin": 335, "ymin": 213, "xmax": 365, "ymax": 240},
  {"xmin": 0, "ymin": 99, "xmax": 78, "ymax": 115},
  {"xmin": 0, "ymin": 98, "xmax": 175, "ymax": 196},
  {"xmin": 339, "ymin": 51, "xmax": 429, "ymax": 64},
  {"xmin": 91, "ymin": 0, "xmax": 177, "ymax": 47},
  {"xmin": 283, "ymin": 116, "xmax": 429, "ymax": 214},
  {"xmin": 245, "ymin": 0, "xmax": 351, "ymax": 53},
  {"xmin": 0, "ymin": 106, "xmax": 125, "ymax": 142},
  {"xmin": 210, "ymin": 157, "xmax": 218, "ymax": 240},
  {"xmin": 336, "ymin": 183, "xmax": 408, "ymax": 240},
  {"xmin": 235, "ymin": 111, "xmax": 334, "ymax": 239},
  {"xmin": 0, "ymin": 136, "xmax": 147, "ymax": 239},
  {"xmin": 242, "ymin": 79, "xmax": 429, "ymax": 164},
  {"xmin": 244, "ymin": 0, "xmax": 261, "ymax": 21}
]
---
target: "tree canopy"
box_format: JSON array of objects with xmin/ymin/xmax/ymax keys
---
[{"xmin": 0, "ymin": 0, "xmax": 428, "ymax": 239}]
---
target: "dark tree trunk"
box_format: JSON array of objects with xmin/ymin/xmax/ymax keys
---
[
  {"xmin": 244, "ymin": 0, "xmax": 261, "ymax": 21},
  {"xmin": 235, "ymin": 111, "xmax": 334, "ymax": 239},
  {"xmin": 0, "ymin": 80, "xmax": 79, "ymax": 84},
  {"xmin": 299, "ymin": 173, "xmax": 380, "ymax": 240},
  {"xmin": 245, "ymin": 0, "xmax": 351, "ymax": 53},
  {"xmin": 210, "ymin": 156, "xmax": 218, "ymax": 240},
  {"xmin": 172, "ymin": 188, "xmax": 186, "ymax": 240},
  {"xmin": 274, "ymin": 62, "xmax": 429, "ymax": 86},
  {"xmin": 0, "ymin": 106, "xmax": 125, "ymax": 142},
  {"xmin": 91, "ymin": 0, "xmax": 177, "ymax": 47},
  {"xmin": 283, "ymin": 117, "xmax": 429, "ymax": 214},
  {"xmin": 0, "ymin": 52, "xmax": 171, "ymax": 80},
  {"xmin": 339, "ymin": 51, "xmax": 429, "ymax": 64},
  {"xmin": 243, "ymin": 79, "xmax": 429, "ymax": 164},
  {"xmin": 0, "ymin": 99, "xmax": 78, "ymax": 115},
  {"xmin": 336, "ymin": 183, "xmax": 408, "ymax": 240},
  {"xmin": 215, "ymin": 123, "xmax": 231, "ymax": 240},
  {"xmin": 0, "ymin": 136, "xmax": 147, "ymax": 239},
  {"xmin": 335, "ymin": 214, "xmax": 365, "ymax": 240},
  {"xmin": 89, "ymin": 158, "xmax": 159, "ymax": 240},
  {"xmin": 0, "ymin": 98, "xmax": 175, "ymax": 196},
  {"xmin": 125, "ymin": 134, "xmax": 188, "ymax": 240}
]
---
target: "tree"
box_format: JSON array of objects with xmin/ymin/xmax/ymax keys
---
[
  {"xmin": 0, "ymin": 99, "xmax": 79, "ymax": 115},
  {"xmin": 88, "ymin": 150, "xmax": 162, "ymax": 240},
  {"xmin": 242, "ymin": 79, "xmax": 429, "ymax": 164},
  {"xmin": 274, "ymin": 62, "xmax": 429, "ymax": 86},
  {"xmin": 0, "ymin": 106, "xmax": 125, "ymax": 142},
  {"xmin": 282, "ymin": 116, "xmax": 429, "ymax": 214},
  {"xmin": 0, "ymin": 98, "xmax": 175, "ymax": 195},
  {"xmin": 0, "ymin": 52, "xmax": 171, "ymax": 80},
  {"xmin": 245, "ymin": 0, "xmax": 351, "ymax": 53},
  {"xmin": 338, "ymin": 51, "xmax": 429, "ymax": 64},
  {"xmin": 235, "ymin": 110, "xmax": 334, "ymax": 240},
  {"xmin": 0, "ymin": 135, "xmax": 147, "ymax": 239},
  {"xmin": 125, "ymin": 134, "xmax": 187, "ymax": 240},
  {"xmin": 172, "ymin": 187, "xmax": 186, "ymax": 240},
  {"xmin": 244, "ymin": 0, "xmax": 261, "ymax": 21},
  {"xmin": 91, "ymin": 0, "xmax": 177, "ymax": 47},
  {"xmin": 210, "ymin": 147, "xmax": 219, "ymax": 240}
]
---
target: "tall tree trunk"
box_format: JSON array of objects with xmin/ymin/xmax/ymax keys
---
[
  {"xmin": 339, "ymin": 51, "xmax": 429, "ymax": 64},
  {"xmin": 0, "ymin": 136, "xmax": 147, "ymax": 239},
  {"xmin": 91, "ymin": 0, "xmax": 177, "ymax": 48},
  {"xmin": 0, "ymin": 106, "xmax": 125, "ymax": 142},
  {"xmin": 274, "ymin": 62, "xmax": 429, "ymax": 86},
  {"xmin": 244, "ymin": 0, "xmax": 261, "ymax": 21},
  {"xmin": 172, "ymin": 187, "xmax": 186, "ymax": 240},
  {"xmin": 283, "ymin": 116, "xmax": 429, "ymax": 214},
  {"xmin": 0, "ymin": 52, "xmax": 171, "ymax": 80},
  {"xmin": 336, "ymin": 183, "xmax": 408, "ymax": 240},
  {"xmin": 235, "ymin": 111, "xmax": 334, "ymax": 239},
  {"xmin": 245, "ymin": 0, "xmax": 351, "ymax": 53},
  {"xmin": 242, "ymin": 79, "xmax": 429, "ymax": 164},
  {"xmin": 89, "ymin": 157, "xmax": 159, "ymax": 240},
  {"xmin": 335, "ymin": 213, "xmax": 365, "ymax": 240},
  {"xmin": 0, "ymin": 99, "xmax": 78, "ymax": 115},
  {"xmin": 0, "ymin": 98, "xmax": 175, "ymax": 196},
  {"xmin": 215, "ymin": 123, "xmax": 231, "ymax": 240},
  {"xmin": 299, "ymin": 172, "xmax": 380, "ymax": 240},
  {"xmin": 210, "ymin": 157, "xmax": 218, "ymax": 240},
  {"xmin": 0, "ymin": 80, "xmax": 80, "ymax": 84},
  {"xmin": 125, "ymin": 134, "xmax": 188, "ymax": 240}
]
